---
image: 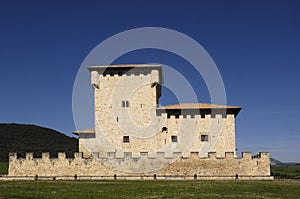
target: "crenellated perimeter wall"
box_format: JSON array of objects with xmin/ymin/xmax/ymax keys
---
[{"xmin": 7, "ymin": 151, "xmax": 273, "ymax": 180}]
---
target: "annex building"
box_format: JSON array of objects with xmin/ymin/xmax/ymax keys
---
[{"xmin": 8, "ymin": 64, "xmax": 273, "ymax": 180}]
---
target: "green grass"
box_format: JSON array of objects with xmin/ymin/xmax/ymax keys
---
[
  {"xmin": 271, "ymin": 165, "xmax": 300, "ymax": 179},
  {"xmin": 0, "ymin": 180, "xmax": 299, "ymax": 199},
  {"xmin": 0, "ymin": 162, "xmax": 8, "ymax": 175}
]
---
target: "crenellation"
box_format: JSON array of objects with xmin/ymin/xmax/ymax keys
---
[
  {"xmin": 259, "ymin": 152, "xmax": 270, "ymax": 159},
  {"xmin": 9, "ymin": 153, "xmax": 17, "ymax": 161},
  {"xmin": 190, "ymin": 152, "xmax": 199, "ymax": 159},
  {"xmin": 74, "ymin": 152, "xmax": 83, "ymax": 159},
  {"xmin": 58, "ymin": 152, "xmax": 66, "ymax": 159},
  {"xmin": 140, "ymin": 152, "xmax": 148, "ymax": 157},
  {"xmin": 242, "ymin": 152, "xmax": 252, "ymax": 160},
  {"xmin": 215, "ymin": 114, "xmax": 222, "ymax": 119},
  {"xmin": 26, "ymin": 153, "xmax": 33, "ymax": 160},
  {"xmin": 173, "ymin": 152, "xmax": 182, "ymax": 157},
  {"xmin": 225, "ymin": 152, "xmax": 234, "ymax": 159},
  {"xmin": 8, "ymin": 151, "xmax": 271, "ymax": 178},
  {"xmin": 108, "ymin": 152, "xmax": 116, "ymax": 158},
  {"xmin": 208, "ymin": 152, "xmax": 217, "ymax": 159},
  {"xmin": 42, "ymin": 152, "xmax": 50, "ymax": 159},
  {"xmin": 7, "ymin": 64, "xmax": 271, "ymax": 179},
  {"xmin": 91, "ymin": 152, "xmax": 99, "ymax": 158},
  {"xmin": 124, "ymin": 152, "xmax": 132, "ymax": 158},
  {"xmin": 156, "ymin": 152, "xmax": 165, "ymax": 158}
]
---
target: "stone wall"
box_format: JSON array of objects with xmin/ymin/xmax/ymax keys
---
[
  {"xmin": 79, "ymin": 65, "xmax": 237, "ymax": 159},
  {"xmin": 8, "ymin": 151, "xmax": 272, "ymax": 180}
]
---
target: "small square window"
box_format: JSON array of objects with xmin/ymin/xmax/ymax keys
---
[
  {"xmin": 171, "ymin": 136, "xmax": 177, "ymax": 142},
  {"xmin": 110, "ymin": 72, "xmax": 114, "ymax": 76},
  {"xmin": 118, "ymin": 72, "xmax": 123, "ymax": 76},
  {"xmin": 123, "ymin": 136, "xmax": 129, "ymax": 143},
  {"xmin": 103, "ymin": 72, "xmax": 107, "ymax": 77},
  {"xmin": 201, "ymin": 135, "xmax": 208, "ymax": 142},
  {"xmin": 201, "ymin": 114, "xmax": 205, "ymax": 118}
]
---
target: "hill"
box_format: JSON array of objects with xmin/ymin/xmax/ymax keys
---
[
  {"xmin": 270, "ymin": 158, "xmax": 284, "ymax": 166},
  {"xmin": 0, "ymin": 123, "xmax": 78, "ymax": 162}
]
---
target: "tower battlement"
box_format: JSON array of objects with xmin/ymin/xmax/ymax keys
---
[
  {"xmin": 6, "ymin": 64, "xmax": 271, "ymax": 180},
  {"xmin": 8, "ymin": 151, "xmax": 271, "ymax": 179}
]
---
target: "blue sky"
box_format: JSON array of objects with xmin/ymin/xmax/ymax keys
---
[{"xmin": 0, "ymin": 0, "xmax": 299, "ymax": 162}]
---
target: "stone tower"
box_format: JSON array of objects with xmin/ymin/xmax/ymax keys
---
[
  {"xmin": 77, "ymin": 64, "xmax": 240, "ymax": 158},
  {"xmin": 8, "ymin": 64, "xmax": 272, "ymax": 179}
]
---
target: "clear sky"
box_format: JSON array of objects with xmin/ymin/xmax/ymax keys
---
[{"xmin": 0, "ymin": 0, "xmax": 299, "ymax": 162}]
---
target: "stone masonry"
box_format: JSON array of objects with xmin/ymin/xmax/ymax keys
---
[{"xmin": 7, "ymin": 64, "xmax": 273, "ymax": 180}]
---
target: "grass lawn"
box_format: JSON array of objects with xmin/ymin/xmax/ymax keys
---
[
  {"xmin": 271, "ymin": 165, "xmax": 300, "ymax": 179},
  {"xmin": 0, "ymin": 162, "xmax": 8, "ymax": 175},
  {"xmin": 0, "ymin": 180, "xmax": 299, "ymax": 199}
]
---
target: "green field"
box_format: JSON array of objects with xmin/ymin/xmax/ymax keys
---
[
  {"xmin": 0, "ymin": 180, "xmax": 299, "ymax": 199},
  {"xmin": 0, "ymin": 162, "xmax": 8, "ymax": 175},
  {"xmin": 271, "ymin": 165, "xmax": 300, "ymax": 179}
]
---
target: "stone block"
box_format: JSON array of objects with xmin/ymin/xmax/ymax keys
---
[
  {"xmin": 42, "ymin": 152, "xmax": 50, "ymax": 159},
  {"xmin": 225, "ymin": 152, "xmax": 234, "ymax": 159},
  {"xmin": 58, "ymin": 152, "xmax": 66, "ymax": 159}
]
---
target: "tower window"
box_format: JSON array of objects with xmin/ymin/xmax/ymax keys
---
[
  {"xmin": 122, "ymin": 101, "xmax": 129, "ymax": 108},
  {"xmin": 123, "ymin": 136, "xmax": 129, "ymax": 143},
  {"xmin": 201, "ymin": 135, "xmax": 208, "ymax": 142},
  {"xmin": 171, "ymin": 136, "xmax": 177, "ymax": 142},
  {"xmin": 103, "ymin": 72, "xmax": 107, "ymax": 77},
  {"xmin": 201, "ymin": 114, "xmax": 205, "ymax": 118},
  {"xmin": 110, "ymin": 72, "xmax": 114, "ymax": 76},
  {"xmin": 118, "ymin": 72, "xmax": 123, "ymax": 76}
]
